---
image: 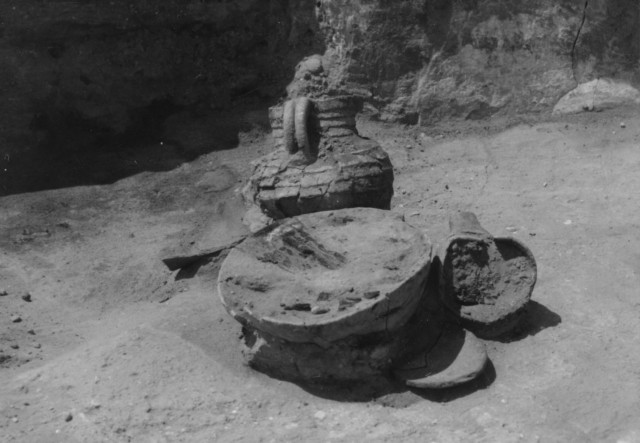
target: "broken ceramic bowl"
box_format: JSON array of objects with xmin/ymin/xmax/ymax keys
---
[
  {"xmin": 440, "ymin": 212, "xmax": 537, "ymax": 338},
  {"xmin": 242, "ymin": 96, "xmax": 394, "ymax": 220},
  {"xmin": 394, "ymin": 326, "xmax": 488, "ymax": 389}
]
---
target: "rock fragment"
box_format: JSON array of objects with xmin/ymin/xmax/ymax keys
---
[{"xmin": 552, "ymin": 78, "xmax": 640, "ymax": 115}]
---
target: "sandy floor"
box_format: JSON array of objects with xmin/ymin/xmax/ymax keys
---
[{"xmin": 1, "ymin": 106, "xmax": 640, "ymax": 442}]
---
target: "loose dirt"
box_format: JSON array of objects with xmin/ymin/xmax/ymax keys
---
[{"xmin": 1, "ymin": 106, "xmax": 640, "ymax": 442}]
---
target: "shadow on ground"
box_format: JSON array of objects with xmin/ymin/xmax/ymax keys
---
[
  {"xmin": 293, "ymin": 358, "xmax": 496, "ymax": 405},
  {"xmin": 493, "ymin": 301, "xmax": 562, "ymax": 343}
]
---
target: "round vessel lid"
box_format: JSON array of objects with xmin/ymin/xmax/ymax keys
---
[{"xmin": 218, "ymin": 207, "xmax": 432, "ymax": 344}]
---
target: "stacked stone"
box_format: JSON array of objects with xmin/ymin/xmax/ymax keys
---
[{"xmin": 243, "ymin": 96, "xmax": 394, "ymax": 219}]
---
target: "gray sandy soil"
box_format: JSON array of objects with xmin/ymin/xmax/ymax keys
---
[{"xmin": 1, "ymin": 106, "xmax": 640, "ymax": 442}]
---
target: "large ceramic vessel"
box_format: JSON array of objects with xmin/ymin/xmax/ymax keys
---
[{"xmin": 243, "ymin": 96, "xmax": 394, "ymax": 219}]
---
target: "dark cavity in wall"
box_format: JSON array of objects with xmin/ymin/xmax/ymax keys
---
[{"xmin": 0, "ymin": 0, "xmax": 326, "ymax": 196}]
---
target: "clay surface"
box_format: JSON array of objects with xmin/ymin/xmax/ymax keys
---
[
  {"xmin": 218, "ymin": 207, "xmax": 432, "ymax": 344},
  {"xmin": 441, "ymin": 213, "xmax": 537, "ymax": 338}
]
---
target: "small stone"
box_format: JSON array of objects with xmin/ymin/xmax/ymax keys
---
[
  {"xmin": 620, "ymin": 122, "xmax": 626, "ymax": 128},
  {"xmin": 364, "ymin": 291, "xmax": 380, "ymax": 299},
  {"xmin": 505, "ymin": 226, "xmax": 517, "ymax": 233},
  {"xmin": 301, "ymin": 55, "xmax": 323, "ymax": 75},
  {"xmin": 33, "ymin": 343, "xmax": 41, "ymax": 349},
  {"xmin": 21, "ymin": 293, "xmax": 32, "ymax": 302},
  {"xmin": 11, "ymin": 315, "xmax": 22, "ymax": 323},
  {"xmin": 314, "ymin": 411, "xmax": 327, "ymax": 420},
  {"xmin": 87, "ymin": 400, "xmax": 101, "ymax": 410},
  {"xmin": 27, "ymin": 329, "xmax": 35, "ymax": 335},
  {"xmin": 65, "ymin": 413, "xmax": 73, "ymax": 422},
  {"xmin": 543, "ymin": 182, "xmax": 548, "ymax": 187},
  {"xmin": 10, "ymin": 344, "xmax": 19, "ymax": 350},
  {"xmin": 11, "ymin": 417, "xmax": 18, "ymax": 423},
  {"xmin": 311, "ymin": 306, "xmax": 330, "ymax": 315},
  {"xmin": 0, "ymin": 290, "xmax": 7, "ymax": 296}
]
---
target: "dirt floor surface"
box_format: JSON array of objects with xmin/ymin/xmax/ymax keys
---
[{"xmin": 1, "ymin": 105, "xmax": 640, "ymax": 442}]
